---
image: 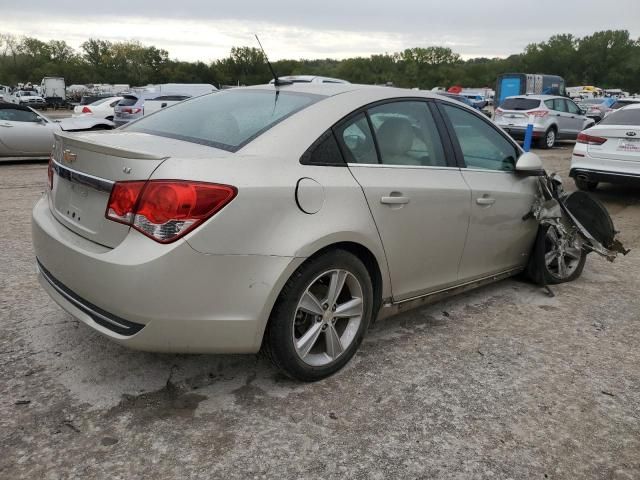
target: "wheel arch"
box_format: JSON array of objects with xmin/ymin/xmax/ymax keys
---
[{"xmin": 256, "ymin": 238, "xmax": 390, "ymax": 350}]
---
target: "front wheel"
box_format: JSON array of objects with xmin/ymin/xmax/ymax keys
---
[
  {"xmin": 264, "ymin": 250, "xmax": 374, "ymax": 381},
  {"xmin": 527, "ymin": 224, "xmax": 586, "ymax": 285}
]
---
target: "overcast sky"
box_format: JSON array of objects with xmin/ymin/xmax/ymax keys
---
[{"xmin": 4, "ymin": 0, "xmax": 639, "ymax": 61}]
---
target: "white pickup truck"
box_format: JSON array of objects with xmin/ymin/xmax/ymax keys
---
[{"xmin": 8, "ymin": 90, "xmax": 47, "ymax": 109}]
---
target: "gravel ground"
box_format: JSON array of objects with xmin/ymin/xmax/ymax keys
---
[{"xmin": 1, "ymin": 144, "xmax": 639, "ymax": 479}]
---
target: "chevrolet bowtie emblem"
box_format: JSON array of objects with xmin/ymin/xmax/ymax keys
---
[{"xmin": 63, "ymin": 149, "xmax": 77, "ymax": 163}]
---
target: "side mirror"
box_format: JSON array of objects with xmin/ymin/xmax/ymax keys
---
[
  {"xmin": 579, "ymin": 108, "xmax": 586, "ymax": 115},
  {"xmin": 515, "ymin": 152, "xmax": 545, "ymax": 176}
]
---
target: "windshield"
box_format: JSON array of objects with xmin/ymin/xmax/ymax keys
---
[
  {"xmin": 599, "ymin": 109, "xmax": 640, "ymax": 126},
  {"xmin": 20, "ymin": 91, "xmax": 35, "ymax": 96},
  {"xmin": 126, "ymin": 89, "xmax": 322, "ymax": 152}
]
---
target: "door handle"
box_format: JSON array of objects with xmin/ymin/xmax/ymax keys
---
[
  {"xmin": 381, "ymin": 195, "xmax": 409, "ymax": 205},
  {"xmin": 476, "ymin": 196, "xmax": 496, "ymax": 206}
]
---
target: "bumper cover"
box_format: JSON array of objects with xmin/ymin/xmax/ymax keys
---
[{"xmin": 32, "ymin": 195, "xmax": 302, "ymax": 353}]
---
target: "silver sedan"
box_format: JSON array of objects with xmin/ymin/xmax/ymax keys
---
[
  {"xmin": 0, "ymin": 103, "xmax": 114, "ymax": 161},
  {"xmin": 32, "ymin": 84, "xmax": 618, "ymax": 381}
]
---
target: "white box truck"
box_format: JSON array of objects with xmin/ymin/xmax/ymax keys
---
[{"xmin": 40, "ymin": 76, "xmax": 66, "ymax": 108}]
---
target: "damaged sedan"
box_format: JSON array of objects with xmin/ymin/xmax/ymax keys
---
[{"xmin": 31, "ymin": 84, "xmax": 626, "ymax": 381}]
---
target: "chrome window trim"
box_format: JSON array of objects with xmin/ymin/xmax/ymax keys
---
[
  {"xmin": 346, "ymin": 163, "xmax": 460, "ymax": 171},
  {"xmin": 51, "ymin": 158, "xmax": 114, "ymax": 193}
]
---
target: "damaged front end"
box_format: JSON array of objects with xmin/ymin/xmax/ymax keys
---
[{"xmin": 528, "ymin": 173, "xmax": 629, "ymax": 262}]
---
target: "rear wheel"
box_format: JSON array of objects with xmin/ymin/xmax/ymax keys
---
[
  {"xmin": 264, "ymin": 250, "xmax": 374, "ymax": 381},
  {"xmin": 575, "ymin": 177, "xmax": 598, "ymax": 191},
  {"xmin": 538, "ymin": 128, "xmax": 556, "ymax": 149}
]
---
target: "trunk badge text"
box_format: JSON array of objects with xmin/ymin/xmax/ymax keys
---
[
  {"xmin": 63, "ymin": 149, "xmax": 77, "ymax": 164},
  {"xmin": 123, "ymin": 167, "xmax": 132, "ymax": 174},
  {"xmin": 626, "ymin": 132, "xmax": 637, "ymax": 137}
]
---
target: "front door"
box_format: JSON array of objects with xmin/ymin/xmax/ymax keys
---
[
  {"xmin": 337, "ymin": 100, "xmax": 471, "ymax": 301},
  {"xmin": 0, "ymin": 108, "xmax": 54, "ymax": 155},
  {"xmin": 437, "ymin": 102, "xmax": 539, "ymax": 281}
]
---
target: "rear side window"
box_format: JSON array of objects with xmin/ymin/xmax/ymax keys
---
[
  {"xmin": 599, "ymin": 109, "xmax": 640, "ymax": 126},
  {"xmin": 368, "ymin": 101, "xmax": 447, "ymax": 167},
  {"xmin": 126, "ymin": 90, "xmax": 321, "ymax": 152},
  {"xmin": 501, "ymin": 98, "xmax": 540, "ymax": 110},
  {"xmin": 118, "ymin": 95, "xmax": 139, "ymax": 106},
  {"xmin": 300, "ymin": 130, "xmax": 344, "ymax": 166},
  {"xmin": 335, "ymin": 113, "xmax": 378, "ymax": 164},
  {"xmin": 442, "ymin": 104, "xmax": 518, "ymax": 172}
]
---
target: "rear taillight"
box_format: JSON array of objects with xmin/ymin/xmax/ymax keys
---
[
  {"xmin": 529, "ymin": 110, "xmax": 549, "ymax": 118},
  {"xmin": 121, "ymin": 107, "xmax": 142, "ymax": 114},
  {"xmin": 47, "ymin": 155, "xmax": 53, "ymax": 190},
  {"xmin": 106, "ymin": 180, "xmax": 237, "ymax": 243},
  {"xmin": 81, "ymin": 106, "xmax": 92, "ymax": 113},
  {"xmin": 577, "ymin": 132, "xmax": 607, "ymax": 145},
  {"xmin": 495, "ymin": 108, "xmax": 503, "ymax": 116}
]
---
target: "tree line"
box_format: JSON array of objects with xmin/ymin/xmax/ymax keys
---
[{"xmin": 0, "ymin": 30, "xmax": 638, "ymax": 93}]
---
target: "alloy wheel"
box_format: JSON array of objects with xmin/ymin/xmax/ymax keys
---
[
  {"xmin": 546, "ymin": 129, "xmax": 556, "ymax": 148},
  {"xmin": 292, "ymin": 269, "xmax": 364, "ymax": 366},
  {"xmin": 544, "ymin": 225, "xmax": 582, "ymax": 280}
]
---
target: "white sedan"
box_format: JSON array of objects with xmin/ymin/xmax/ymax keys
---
[
  {"xmin": 570, "ymin": 103, "xmax": 640, "ymax": 190},
  {"xmin": 72, "ymin": 96, "xmax": 122, "ymax": 121},
  {"xmin": 0, "ymin": 103, "xmax": 114, "ymax": 161}
]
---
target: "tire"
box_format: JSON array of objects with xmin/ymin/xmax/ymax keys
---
[
  {"xmin": 537, "ymin": 127, "xmax": 556, "ymax": 149},
  {"xmin": 574, "ymin": 177, "xmax": 598, "ymax": 191},
  {"xmin": 264, "ymin": 250, "xmax": 374, "ymax": 381},
  {"xmin": 526, "ymin": 224, "xmax": 586, "ymax": 285}
]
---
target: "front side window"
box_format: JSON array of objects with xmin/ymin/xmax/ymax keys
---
[
  {"xmin": 368, "ymin": 101, "xmax": 446, "ymax": 167},
  {"xmin": 335, "ymin": 113, "xmax": 378, "ymax": 164},
  {"xmin": 552, "ymin": 99, "xmax": 568, "ymax": 112},
  {"xmin": 127, "ymin": 89, "xmax": 322, "ymax": 152},
  {"xmin": 442, "ymin": 104, "xmax": 518, "ymax": 172}
]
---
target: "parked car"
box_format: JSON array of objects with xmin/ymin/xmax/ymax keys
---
[
  {"xmin": 606, "ymin": 98, "xmax": 640, "ymax": 116},
  {"xmin": 269, "ymin": 75, "xmax": 350, "ymax": 84},
  {"xmin": 495, "ymin": 95, "xmax": 595, "ymax": 148},
  {"xmin": 34, "ymin": 84, "xmax": 618, "ymax": 381},
  {"xmin": 577, "ymin": 97, "xmax": 616, "ymax": 123},
  {"xmin": 78, "ymin": 93, "xmax": 115, "ymax": 106},
  {"xmin": 8, "ymin": 90, "xmax": 46, "ymax": 109},
  {"xmin": 114, "ymin": 84, "xmax": 217, "ymax": 126},
  {"xmin": 437, "ymin": 92, "xmax": 483, "ymax": 110},
  {"xmin": 73, "ymin": 96, "xmax": 122, "ymax": 121},
  {"xmin": 0, "ymin": 102, "xmax": 114, "ymax": 161},
  {"xmin": 570, "ymin": 103, "xmax": 640, "ymax": 191}
]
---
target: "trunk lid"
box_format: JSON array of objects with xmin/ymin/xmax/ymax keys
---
[
  {"xmin": 587, "ymin": 126, "xmax": 640, "ymax": 162},
  {"xmin": 50, "ymin": 130, "xmax": 224, "ymax": 248}
]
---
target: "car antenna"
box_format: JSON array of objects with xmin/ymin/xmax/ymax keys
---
[{"xmin": 255, "ymin": 35, "xmax": 292, "ymax": 87}]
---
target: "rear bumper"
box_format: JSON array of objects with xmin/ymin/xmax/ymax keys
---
[
  {"xmin": 570, "ymin": 167, "xmax": 640, "ymax": 185},
  {"xmin": 32, "ymin": 194, "xmax": 302, "ymax": 353},
  {"xmin": 499, "ymin": 126, "xmax": 545, "ymax": 139}
]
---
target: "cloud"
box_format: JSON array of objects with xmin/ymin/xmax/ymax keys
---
[{"xmin": 3, "ymin": 1, "xmax": 640, "ymax": 61}]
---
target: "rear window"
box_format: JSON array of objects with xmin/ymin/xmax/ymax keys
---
[
  {"xmin": 599, "ymin": 109, "xmax": 640, "ymax": 126},
  {"xmin": 501, "ymin": 98, "xmax": 541, "ymax": 110},
  {"xmin": 611, "ymin": 100, "xmax": 639, "ymax": 110},
  {"xmin": 118, "ymin": 95, "xmax": 139, "ymax": 107},
  {"xmin": 126, "ymin": 89, "xmax": 322, "ymax": 152}
]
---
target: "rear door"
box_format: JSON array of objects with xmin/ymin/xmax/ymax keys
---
[
  {"xmin": 339, "ymin": 100, "xmax": 471, "ymax": 301},
  {"xmin": 437, "ymin": 102, "xmax": 539, "ymax": 281},
  {"xmin": 565, "ymin": 99, "xmax": 587, "ymax": 135}
]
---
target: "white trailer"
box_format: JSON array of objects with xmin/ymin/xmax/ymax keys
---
[{"xmin": 40, "ymin": 76, "xmax": 66, "ymax": 108}]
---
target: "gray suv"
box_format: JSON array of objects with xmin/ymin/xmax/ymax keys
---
[{"xmin": 495, "ymin": 95, "xmax": 595, "ymax": 148}]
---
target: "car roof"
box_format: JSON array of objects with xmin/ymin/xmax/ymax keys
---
[
  {"xmin": 242, "ymin": 83, "xmax": 443, "ymax": 101},
  {"xmin": 0, "ymin": 101, "xmax": 33, "ymax": 112},
  {"xmin": 507, "ymin": 95, "xmax": 561, "ymax": 100}
]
